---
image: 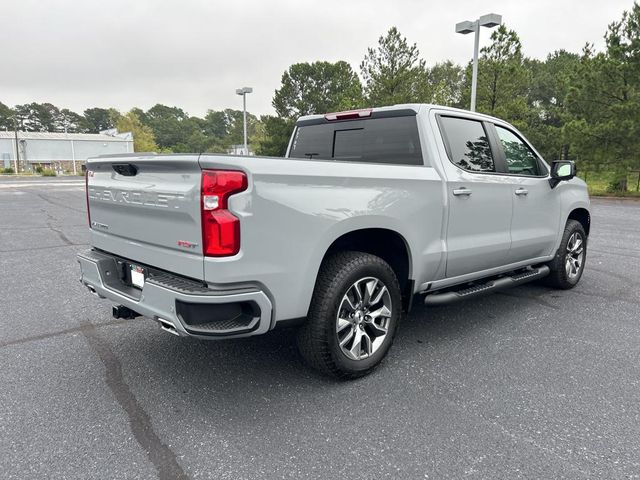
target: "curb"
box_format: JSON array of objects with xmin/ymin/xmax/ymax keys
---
[{"xmin": 591, "ymin": 196, "xmax": 640, "ymax": 202}]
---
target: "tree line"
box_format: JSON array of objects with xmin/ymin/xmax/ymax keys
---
[
  {"xmin": 1, "ymin": 2, "xmax": 638, "ymax": 189},
  {"xmin": 0, "ymin": 102, "xmax": 261, "ymax": 155}
]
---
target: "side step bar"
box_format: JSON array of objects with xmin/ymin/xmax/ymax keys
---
[{"xmin": 424, "ymin": 266, "xmax": 550, "ymax": 306}]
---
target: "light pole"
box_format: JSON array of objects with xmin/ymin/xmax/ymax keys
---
[
  {"xmin": 12, "ymin": 117, "xmax": 19, "ymax": 173},
  {"xmin": 64, "ymin": 124, "xmax": 77, "ymax": 175},
  {"xmin": 235, "ymin": 87, "xmax": 253, "ymax": 155},
  {"xmin": 455, "ymin": 13, "xmax": 502, "ymax": 112}
]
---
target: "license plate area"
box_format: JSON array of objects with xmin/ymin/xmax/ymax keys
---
[{"xmin": 126, "ymin": 263, "xmax": 146, "ymax": 289}]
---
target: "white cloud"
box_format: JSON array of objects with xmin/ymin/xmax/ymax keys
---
[{"xmin": 0, "ymin": 0, "xmax": 633, "ymax": 116}]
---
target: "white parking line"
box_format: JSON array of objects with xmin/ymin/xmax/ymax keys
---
[{"xmin": 0, "ymin": 182, "xmax": 85, "ymax": 189}]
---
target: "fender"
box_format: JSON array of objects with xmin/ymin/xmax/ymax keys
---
[{"xmin": 552, "ymin": 178, "xmax": 591, "ymax": 252}]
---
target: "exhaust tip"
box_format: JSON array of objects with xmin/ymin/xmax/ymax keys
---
[{"xmin": 157, "ymin": 318, "xmax": 180, "ymax": 336}]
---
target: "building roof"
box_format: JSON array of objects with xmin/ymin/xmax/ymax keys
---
[{"xmin": 0, "ymin": 131, "xmax": 132, "ymax": 142}]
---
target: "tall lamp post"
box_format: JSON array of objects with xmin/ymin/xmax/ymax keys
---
[
  {"xmin": 235, "ymin": 87, "xmax": 253, "ymax": 155},
  {"xmin": 12, "ymin": 117, "xmax": 19, "ymax": 173},
  {"xmin": 455, "ymin": 13, "xmax": 502, "ymax": 112}
]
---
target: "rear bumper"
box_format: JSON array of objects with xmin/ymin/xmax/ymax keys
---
[{"xmin": 77, "ymin": 249, "xmax": 273, "ymax": 339}]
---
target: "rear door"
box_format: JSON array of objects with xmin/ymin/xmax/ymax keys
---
[
  {"xmin": 489, "ymin": 124, "xmax": 561, "ymax": 262},
  {"xmin": 87, "ymin": 155, "xmax": 204, "ymax": 280},
  {"xmin": 436, "ymin": 114, "xmax": 513, "ymax": 278}
]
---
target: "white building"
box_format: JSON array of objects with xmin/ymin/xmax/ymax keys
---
[
  {"xmin": 227, "ymin": 144, "xmax": 254, "ymax": 156},
  {"xmin": 0, "ymin": 129, "xmax": 133, "ymax": 173}
]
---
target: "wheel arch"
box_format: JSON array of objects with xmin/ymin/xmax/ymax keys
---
[
  {"xmin": 568, "ymin": 207, "xmax": 590, "ymax": 236},
  {"xmin": 319, "ymin": 228, "xmax": 414, "ymax": 312}
]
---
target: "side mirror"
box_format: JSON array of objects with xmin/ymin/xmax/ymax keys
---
[{"xmin": 549, "ymin": 160, "xmax": 576, "ymax": 188}]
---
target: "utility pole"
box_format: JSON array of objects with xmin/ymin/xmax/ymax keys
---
[{"xmin": 13, "ymin": 117, "xmax": 19, "ymax": 173}]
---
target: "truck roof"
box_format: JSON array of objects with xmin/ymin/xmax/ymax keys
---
[{"xmin": 296, "ymin": 103, "xmax": 505, "ymax": 125}]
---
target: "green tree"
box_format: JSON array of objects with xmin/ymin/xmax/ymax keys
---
[
  {"xmin": 465, "ymin": 25, "xmax": 530, "ymax": 126},
  {"xmin": 202, "ymin": 110, "xmax": 228, "ymax": 138},
  {"xmin": 0, "ymin": 102, "xmax": 14, "ymax": 130},
  {"xmin": 273, "ymin": 61, "xmax": 363, "ymax": 118},
  {"xmin": 116, "ymin": 110, "xmax": 159, "ymax": 152},
  {"xmin": 108, "ymin": 108, "xmax": 123, "ymax": 128},
  {"xmin": 142, "ymin": 104, "xmax": 192, "ymax": 151},
  {"xmin": 195, "ymin": 110, "xmax": 232, "ymax": 152},
  {"xmin": 566, "ymin": 2, "xmax": 640, "ymax": 190},
  {"xmin": 524, "ymin": 50, "xmax": 580, "ymax": 161},
  {"xmin": 82, "ymin": 107, "xmax": 115, "ymax": 133},
  {"xmin": 13, "ymin": 102, "xmax": 60, "ymax": 131},
  {"xmin": 360, "ymin": 27, "xmax": 428, "ymax": 106},
  {"xmin": 255, "ymin": 116, "xmax": 293, "ymax": 156},
  {"xmin": 56, "ymin": 108, "xmax": 84, "ymax": 133},
  {"xmin": 223, "ymin": 108, "xmax": 259, "ymax": 148},
  {"xmin": 426, "ymin": 61, "xmax": 464, "ymax": 106}
]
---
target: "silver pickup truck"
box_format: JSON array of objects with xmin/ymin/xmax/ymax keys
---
[{"xmin": 78, "ymin": 104, "xmax": 590, "ymax": 378}]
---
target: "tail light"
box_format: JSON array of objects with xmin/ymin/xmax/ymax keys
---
[
  {"xmin": 86, "ymin": 170, "xmax": 92, "ymax": 228},
  {"xmin": 201, "ymin": 169, "xmax": 247, "ymax": 257}
]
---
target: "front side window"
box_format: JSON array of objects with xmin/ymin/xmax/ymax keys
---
[
  {"xmin": 495, "ymin": 125, "xmax": 541, "ymax": 176},
  {"xmin": 439, "ymin": 116, "xmax": 495, "ymax": 173}
]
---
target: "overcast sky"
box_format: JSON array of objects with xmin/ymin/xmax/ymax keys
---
[{"xmin": 0, "ymin": 0, "xmax": 634, "ymax": 117}]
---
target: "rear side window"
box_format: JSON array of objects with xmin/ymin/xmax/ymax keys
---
[
  {"xmin": 289, "ymin": 123, "xmax": 333, "ymax": 160},
  {"xmin": 494, "ymin": 125, "xmax": 541, "ymax": 176},
  {"xmin": 439, "ymin": 116, "xmax": 495, "ymax": 173},
  {"xmin": 289, "ymin": 116, "xmax": 423, "ymax": 165}
]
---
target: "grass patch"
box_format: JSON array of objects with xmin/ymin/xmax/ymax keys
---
[{"xmin": 579, "ymin": 170, "xmax": 640, "ymax": 197}]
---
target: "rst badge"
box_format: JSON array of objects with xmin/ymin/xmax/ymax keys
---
[{"xmin": 177, "ymin": 240, "xmax": 198, "ymax": 249}]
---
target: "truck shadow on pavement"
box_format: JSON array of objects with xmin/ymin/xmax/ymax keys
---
[{"xmin": 107, "ymin": 282, "xmax": 564, "ymax": 395}]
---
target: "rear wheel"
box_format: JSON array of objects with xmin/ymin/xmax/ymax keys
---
[
  {"xmin": 544, "ymin": 219, "xmax": 587, "ymax": 289},
  {"xmin": 297, "ymin": 251, "xmax": 402, "ymax": 379}
]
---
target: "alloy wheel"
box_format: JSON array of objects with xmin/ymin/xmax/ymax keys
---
[
  {"xmin": 565, "ymin": 231, "xmax": 585, "ymax": 279},
  {"xmin": 336, "ymin": 277, "xmax": 392, "ymax": 361}
]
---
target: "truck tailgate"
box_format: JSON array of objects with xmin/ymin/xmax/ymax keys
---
[{"xmin": 86, "ymin": 155, "xmax": 204, "ymax": 280}]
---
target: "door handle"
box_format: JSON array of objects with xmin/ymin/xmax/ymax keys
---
[
  {"xmin": 515, "ymin": 188, "xmax": 529, "ymax": 196},
  {"xmin": 452, "ymin": 188, "xmax": 472, "ymax": 196}
]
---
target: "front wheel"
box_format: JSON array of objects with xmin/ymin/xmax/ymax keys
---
[
  {"xmin": 297, "ymin": 251, "xmax": 402, "ymax": 379},
  {"xmin": 544, "ymin": 219, "xmax": 587, "ymax": 289}
]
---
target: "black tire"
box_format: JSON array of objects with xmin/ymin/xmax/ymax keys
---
[
  {"xmin": 544, "ymin": 219, "xmax": 587, "ymax": 289},
  {"xmin": 297, "ymin": 251, "xmax": 402, "ymax": 379}
]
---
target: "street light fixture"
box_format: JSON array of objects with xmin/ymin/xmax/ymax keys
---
[
  {"xmin": 455, "ymin": 13, "xmax": 502, "ymax": 112},
  {"xmin": 235, "ymin": 87, "xmax": 253, "ymax": 155}
]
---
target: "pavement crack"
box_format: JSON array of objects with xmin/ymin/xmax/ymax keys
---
[
  {"xmin": 47, "ymin": 222, "xmax": 74, "ymax": 246},
  {"xmin": 590, "ymin": 248, "xmax": 640, "ymax": 260},
  {"xmin": 0, "ymin": 319, "xmax": 128, "ymax": 349},
  {"xmin": 0, "ymin": 243, "xmax": 88, "ymax": 253},
  {"xmin": 81, "ymin": 323, "xmax": 190, "ymax": 480},
  {"xmin": 36, "ymin": 192, "xmax": 85, "ymax": 214}
]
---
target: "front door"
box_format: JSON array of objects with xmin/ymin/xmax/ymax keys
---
[{"xmin": 491, "ymin": 124, "xmax": 561, "ymax": 263}]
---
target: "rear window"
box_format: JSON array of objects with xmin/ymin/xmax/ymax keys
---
[{"xmin": 289, "ymin": 116, "xmax": 423, "ymax": 165}]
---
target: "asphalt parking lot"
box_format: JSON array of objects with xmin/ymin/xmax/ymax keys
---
[{"xmin": 1, "ymin": 176, "xmax": 639, "ymax": 479}]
